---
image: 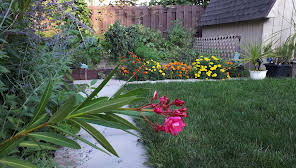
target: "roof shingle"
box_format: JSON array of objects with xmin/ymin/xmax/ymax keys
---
[{"xmin": 200, "ymin": 0, "xmax": 277, "ymax": 26}]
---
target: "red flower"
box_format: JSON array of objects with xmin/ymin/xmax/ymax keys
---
[
  {"xmin": 122, "ymin": 56, "xmax": 125, "ymax": 58},
  {"xmin": 162, "ymin": 117, "xmax": 186, "ymax": 136},
  {"xmin": 153, "ymin": 106, "xmax": 163, "ymax": 114},
  {"xmin": 132, "ymin": 72, "xmax": 136, "ymax": 75},
  {"xmin": 174, "ymin": 99, "xmax": 185, "ymax": 106}
]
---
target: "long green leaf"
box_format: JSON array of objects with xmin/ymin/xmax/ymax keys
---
[
  {"xmin": 19, "ymin": 141, "xmax": 57, "ymax": 151},
  {"xmin": 49, "ymin": 125, "xmax": 110, "ymax": 156},
  {"xmin": 0, "ymin": 157, "xmax": 37, "ymax": 168},
  {"xmin": 105, "ymin": 113, "xmax": 139, "ymax": 131},
  {"xmin": 28, "ymin": 132, "xmax": 80, "ymax": 149},
  {"xmin": 0, "ymin": 138, "xmax": 23, "ymax": 157},
  {"xmin": 24, "ymin": 113, "xmax": 48, "ymax": 131},
  {"xmin": 112, "ymin": 109, "xmax": 154, "ymax": 118},
  {"xmin": 28, "ymin": 81, "xmax": 52, "ymax": 125},
  {"xmin": 70, "ymin": 119, "xmax": 118, "ymax": 157},
  {"xmin": 76, "ymin": 114, "xmax": 130, "ymax": 130},
  {"xmin": 74, "ymin": 64, "xmax": 120, "ymax": 112},
  {"xmin": 69, "ymin": 96, "xmax": 139, "ymax": 118},
  {"xmin": 48, "ymin": 96, "xmax": 76, "ymax": 123}
]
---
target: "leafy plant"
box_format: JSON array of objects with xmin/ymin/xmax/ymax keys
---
[
  {"xmin": 264, "ymin": 38, "xmax": 295, "ymax": 64},
  {"xmin": 239, "ymin": 42, "xmax": 266, "ymax": 71},
  {"xmin": 0, "ymin": 67, "xmax": 147, "ymax": 167}
]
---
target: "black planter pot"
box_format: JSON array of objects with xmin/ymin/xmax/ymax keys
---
[{"xmin": 264, "ymin": 63, "xmax": 292, "ymax": 78}]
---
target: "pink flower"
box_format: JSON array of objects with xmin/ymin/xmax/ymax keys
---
[
  {"xmin": 153, "ymin": 106, "xmax": 163, "ymax": 114},
  {"xmin": 173, "ymin": 109, "xmax": 188, "ymax": 118},
  {"xmin": 152, "ymin": 91, "xmax": 158, "ymax": 101},
  {"xmin": 160, "ymin": 96, "xmax": 169, "ymax": 104},
  {"xmin": 162, "ymin": 117, "xmax": 186, "ymax": 136},
  {"xmin": 174, "ymin": 99, "xmax": 184, "ymax": 106}
]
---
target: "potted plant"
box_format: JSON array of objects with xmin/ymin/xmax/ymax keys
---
[
  {"xmin": 264, "ymin": 37, "xmax": 296, "ymax": 78},
  {"xmin": 239, "ymin": 42, "xmax": 268, "ymax": 80}
]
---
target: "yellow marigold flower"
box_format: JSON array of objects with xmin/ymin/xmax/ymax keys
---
[
  {"xmin": 162, "ymin": 73, "xmax": 165, "ymax": 76},
  {"xmin": 218, "ymin": 64, "xmax": 222, "ymax": 67},
  {"xmin": 157, "ymin": 65, "xmax": 161, "ymax": 69},
  {"xmin": 153, "ymin": 69, "xmax": 156, "ymax": 71},
  {"xmin": 209, "ymin": 62, "xmax": 214, "ymax": 65},
  {"xmin": 192, "ymin": 62, "xmax": 196, "ymax": 65},
  {"xmin": 146, "ymin": 61, "xmax": 150, "ymax": 64},
  {"xmin": 211, "ymin": 56, "xmax": 219, "ymax": 61},
  {"xmin": 198, "ymin": 71, "xmax": 201, "ymax": 74},
  {"xmin": 206, "ymin": 78, "xmax": 209, "ymax": 80},
  {"xmin": 204, "ymin": 58, "xmax": 210, "ymax": 62},
  {"xmin": 159, "ymin": 70, "xmax": 163, "ymax": 73},
  {"xmin": 220, "ymin": 69, "xmax": 225, "ymax": 72},
  {"xmin": 152, "ymin": 66, "xmax": 155, "ymax": 69},
  {"xmin": 222, "ymin": 78, "xmax": 225, "ymax": 80},
  {"xmin": 197, "ymin": 62, "xmax": 200, "ymax": 64},
  {"xmin": 228, "ymin": 75, "xmax": 231, "ymax": 79},
  {"xmin": 212, "ymin": 73, "xmax": 217, "ymax": 77},
  {"xmin": 200, "ymin": 56, "xmax": 204, "ymax": 58}
]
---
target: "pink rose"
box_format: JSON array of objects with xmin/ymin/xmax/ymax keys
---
[
  {"xmin": 162, "ymin": 117, "xmax": 186, "ymax": 136},
  {"xmin": 153, "ymin": 106, "xmax": 163, "ymax": 114},
  {"xmin": 174, "ymin": 99, "xmax": 184, "ymax": 106}
]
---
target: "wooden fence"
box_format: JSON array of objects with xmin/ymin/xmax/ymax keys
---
[
  {"xmin": 193, "ymin": 35, "xmax": 241, "ymax": 60},
  {"xmin": 89, "ymin": 5, "xmax": 204, "ymax": 36}
]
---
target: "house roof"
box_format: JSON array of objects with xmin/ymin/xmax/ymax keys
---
[{"xmin": 200, "ymin": 0, "xmax": 277, "ymax": 26}]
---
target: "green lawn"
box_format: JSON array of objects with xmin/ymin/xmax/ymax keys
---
[{"xmin": 126, "ymin": 79, "xmax": 296, "ymax": 168}]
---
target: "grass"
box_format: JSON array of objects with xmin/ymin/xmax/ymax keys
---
[{"xmin": 126, "ymin": 79, "xmax": 296, "ymax": 168}]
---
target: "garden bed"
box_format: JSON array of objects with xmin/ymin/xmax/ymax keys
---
[{"xmin": 127, "ymin": 79, "xmax": 296, "ymax": 167}]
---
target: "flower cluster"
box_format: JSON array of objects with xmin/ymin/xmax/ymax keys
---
[
  {"xmin": 163, "ymin": 61, "xmax": 192, "ymax": 79},
  {"xmin": 118, "ymin": 52, "xmax": 148, "ymax": 80},
  {"xmin": 192, "ymin": 56, "xmax": 231, "ymax": 80},
  {"xmin": 137, "ymin": 91, "xmax": 187, "ymax": 136},
  {"xmin": 117, "ymin": 52, "xmax": 236, "ymax": 81}
]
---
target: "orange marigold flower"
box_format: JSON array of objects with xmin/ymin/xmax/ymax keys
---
[
  {"xmin": 179, "ymin": 74, "xmax": 182, "ymax": 77},
  {"xmin": 186, "ymin": 76, "xmax": 189, "ymax": 78},
  {"xmin": 143, "ymin": 71, "xmax": 148, "ymax": 74},
  {"xmin": 228, "ymin": 67, "xmax": 231, "ymax": 70},
  {"xmin": 229, "ymin": 62, "xmax": 233, "ymax": 65},
  {"xmin": 121, "ymin": 67, "xmax": 125, "ymax": 70},
  {"xmin": 179, "ymin": 71, "xmax": 182, "ymax": 74},
  {"xmin": 181, "ymin": 67, "xmax": 186, "ymax": 71}
]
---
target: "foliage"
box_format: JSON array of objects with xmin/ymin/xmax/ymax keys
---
[
  {"xmin": 264, "ymin": 37, "xmax": 296, "ymax": 64},
  {"xmin": 167, "ymin": 21, "xmax": 193, "ymax": 49},
  {"xmin": 128, "ymin": 78, "xmax": 296, "ymax": 168},
  {"xmin": 71, "ymin": 35, "xmax": 103, "ymax": 69},
  {"xmin": 149, "ymin": 0, "xmax": 210, "ymax": 7},
  {"xmin": 239, "ymin": 42, "xmax": 266, "ymax": 71},
  {"xmin": 105, "ymin": 21, "xmax": 197, "ymax": 63},
  {"xmin": 192, "ymin": 56, "xmax": 232, "ymax": 80},
  {"xmin": 0, "ymin": 69, "xmax": 150, "ymax": 167},
  {"xmin": 103, "ymin": 21, "xmax": 141, "ymax": 61}
]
